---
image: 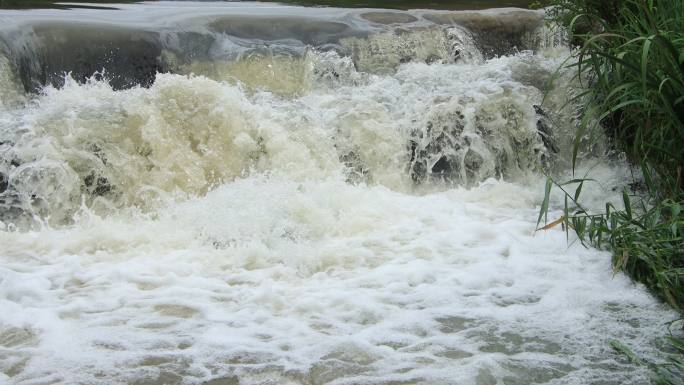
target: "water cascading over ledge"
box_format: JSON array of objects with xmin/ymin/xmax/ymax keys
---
[
  {"xmin": 0, "ymin": 4, "xmax": 677, "ymax": 385},
  {"xmin": 0, "ymin": 5, "xmax": 565, "ymax": 229}
]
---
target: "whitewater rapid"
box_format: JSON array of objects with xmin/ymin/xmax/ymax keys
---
[{"xmin": 0, "ymin": 2, "xmax": 677, "ymax": 385}]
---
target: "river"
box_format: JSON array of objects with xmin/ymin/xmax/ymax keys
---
[{"xmin": 0, "ymin": 2, "xmax": 676, "ymax": 385}]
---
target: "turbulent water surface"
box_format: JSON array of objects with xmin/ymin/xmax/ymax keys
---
[{"xmin": 0, "ymin": 2, "xmax": 677, "ymax": 385}]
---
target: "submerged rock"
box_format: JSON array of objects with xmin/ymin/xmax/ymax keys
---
[
  {"xmin": 409, "ymin": 106, "xmax": 466, "ymax": 183},
  {"xmin": 83, "ymin": 173, "xmax": 112, "ymax": 197},
  {"xmin": 409, "ymin": 99, "xmax": 552, "ymax": 186},
  {"xmin": 0, "ymin": 191, "xmax": 26, "ymax": 227},
  {"xmin": 533, "ymin": 104, "xmax": 558, "ymax": 155},
  {"xmin": 339, "ymin": 149, "xmax": 371, "ymax": 184},
  {"xmin": 0, "ymin": 172, "xmax": 7, "ymax": 194},
  {"xmin": 424, "ymin": 10, "xmax": 545, "ymax": 57},
  {"xmin": 5, "ymin": 24, "xmax": 165, "ymax": 92},
  {"xmin": 0, "ymin": 139, "xmax": 120, "ymax": 227},
  {"xmin": 341, "ymin": 26, "xmax": 481, "ymax": 74}
]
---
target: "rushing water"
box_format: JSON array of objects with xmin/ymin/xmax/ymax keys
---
[{"xmin": 0, "ymin": 2, "xmax": 677, "ymax": 385}]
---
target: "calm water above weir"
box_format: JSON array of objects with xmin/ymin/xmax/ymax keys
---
[{"xmin": 0, "ymin": 2, "xmax": 676, "ymax": 385}]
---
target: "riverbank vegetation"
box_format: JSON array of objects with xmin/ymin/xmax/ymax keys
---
[{"xmin": 537, "ymin": 0, "xmax": 684, "ymax": 382}]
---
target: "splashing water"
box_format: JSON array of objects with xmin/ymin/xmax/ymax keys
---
[
  {"xmin": 0, "ymin": 50, "xmax": 560, "ymax": 227},
  {"xmin": 0, "ymin": 3, "xmax": 676, "ymax": 385}
]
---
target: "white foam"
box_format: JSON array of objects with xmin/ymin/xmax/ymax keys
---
[
  {"xmin": 0, "ymin": 175, "xmax": 675, "ymax": 384},
  {"xmin": 0, "ymin": 50, "xmax": 573, "ymax": 227},
  {"xmin": 0, "ymin": 18, "xmax": 675, "ymax": 385}
]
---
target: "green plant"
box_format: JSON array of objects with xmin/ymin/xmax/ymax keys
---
[
  {"xmin": 528, "ymin": 1, "xmax": 547, "ymax": 10},
  {"xmin": 541, "ymin": 0, "xmax": 684, "ymax": 311},
  {"xmin": 537, "ymin": 176, "xmax": 684, "ymax": 308},
  {"xmin": 539, "ymin": 0, "xmax": 684, "ymax": 382},
  {"xmin": 537, "ymin": 174, "xmax": 684, "ymax": 382},
  {"xmin": 555, "ymin": 0, "xmax": 684, "ymax": 193}
]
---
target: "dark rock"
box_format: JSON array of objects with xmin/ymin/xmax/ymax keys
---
[
  {"xmin": 11, "ymin": 24, "xmax": 166, "ymax": 92},
  {"xmin": 533, "ymin": 104, "xmax": 546, "ymax": 117},
  {"xmin": 90, "ymin": 144, "xmax": 108, "ymax": 165},
  {"xmin": 533, "ymin": 105, "xmax": 558, "ymax": 154},
  {"xmin": 84, "ymin": 172, "xmax": 112, "ymax": 196},
  {"xmin": 313, "ymin": 66, "xmax": 340, "ymax": 79},
  {"xmin": 93, "ymin": 177, "xmax": 111, "ymax": 196},
  {"xmin": 464, "ymin": 149, "xmax": 484, "ymax": 181},
  {"xmin": 424, "ymin": 11, "xmax": 544, "ymax": 58},
  {"xmin": 84, "ymin": 173, "xmax": 94, "ymax": 188},
  {"xmin": 0, "ymin": 173, "xmax": 7, "ymax": 194},
  {"xmin": 409, "ymin": 110, "xmax": 465, "ymax": 183},
  {"xmin": 425, "ymin": 54, "xmax": 442, "ymax": 64},
  {"xmin": 0, "ymin": 191, "xmax": 25, "ymax": 225},
  {"xmin": 408, "ymin": 140, "xmax": 418, "ymax": 164},
  {"xmin": 432, "ymin": 155, "xmax": 454, "ymax": 175},
  {"xmin": 338, "ymin": 148, "xmax": 370, "ymax": 184}
]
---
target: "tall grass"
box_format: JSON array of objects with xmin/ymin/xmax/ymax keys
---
[
  {"xmin": 571, "ymin": 0, "xmax": 683, "ymax": 192},
  {"xmin": 538, "ymin": 0, "xmax": 684, "ymax": 382}
]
